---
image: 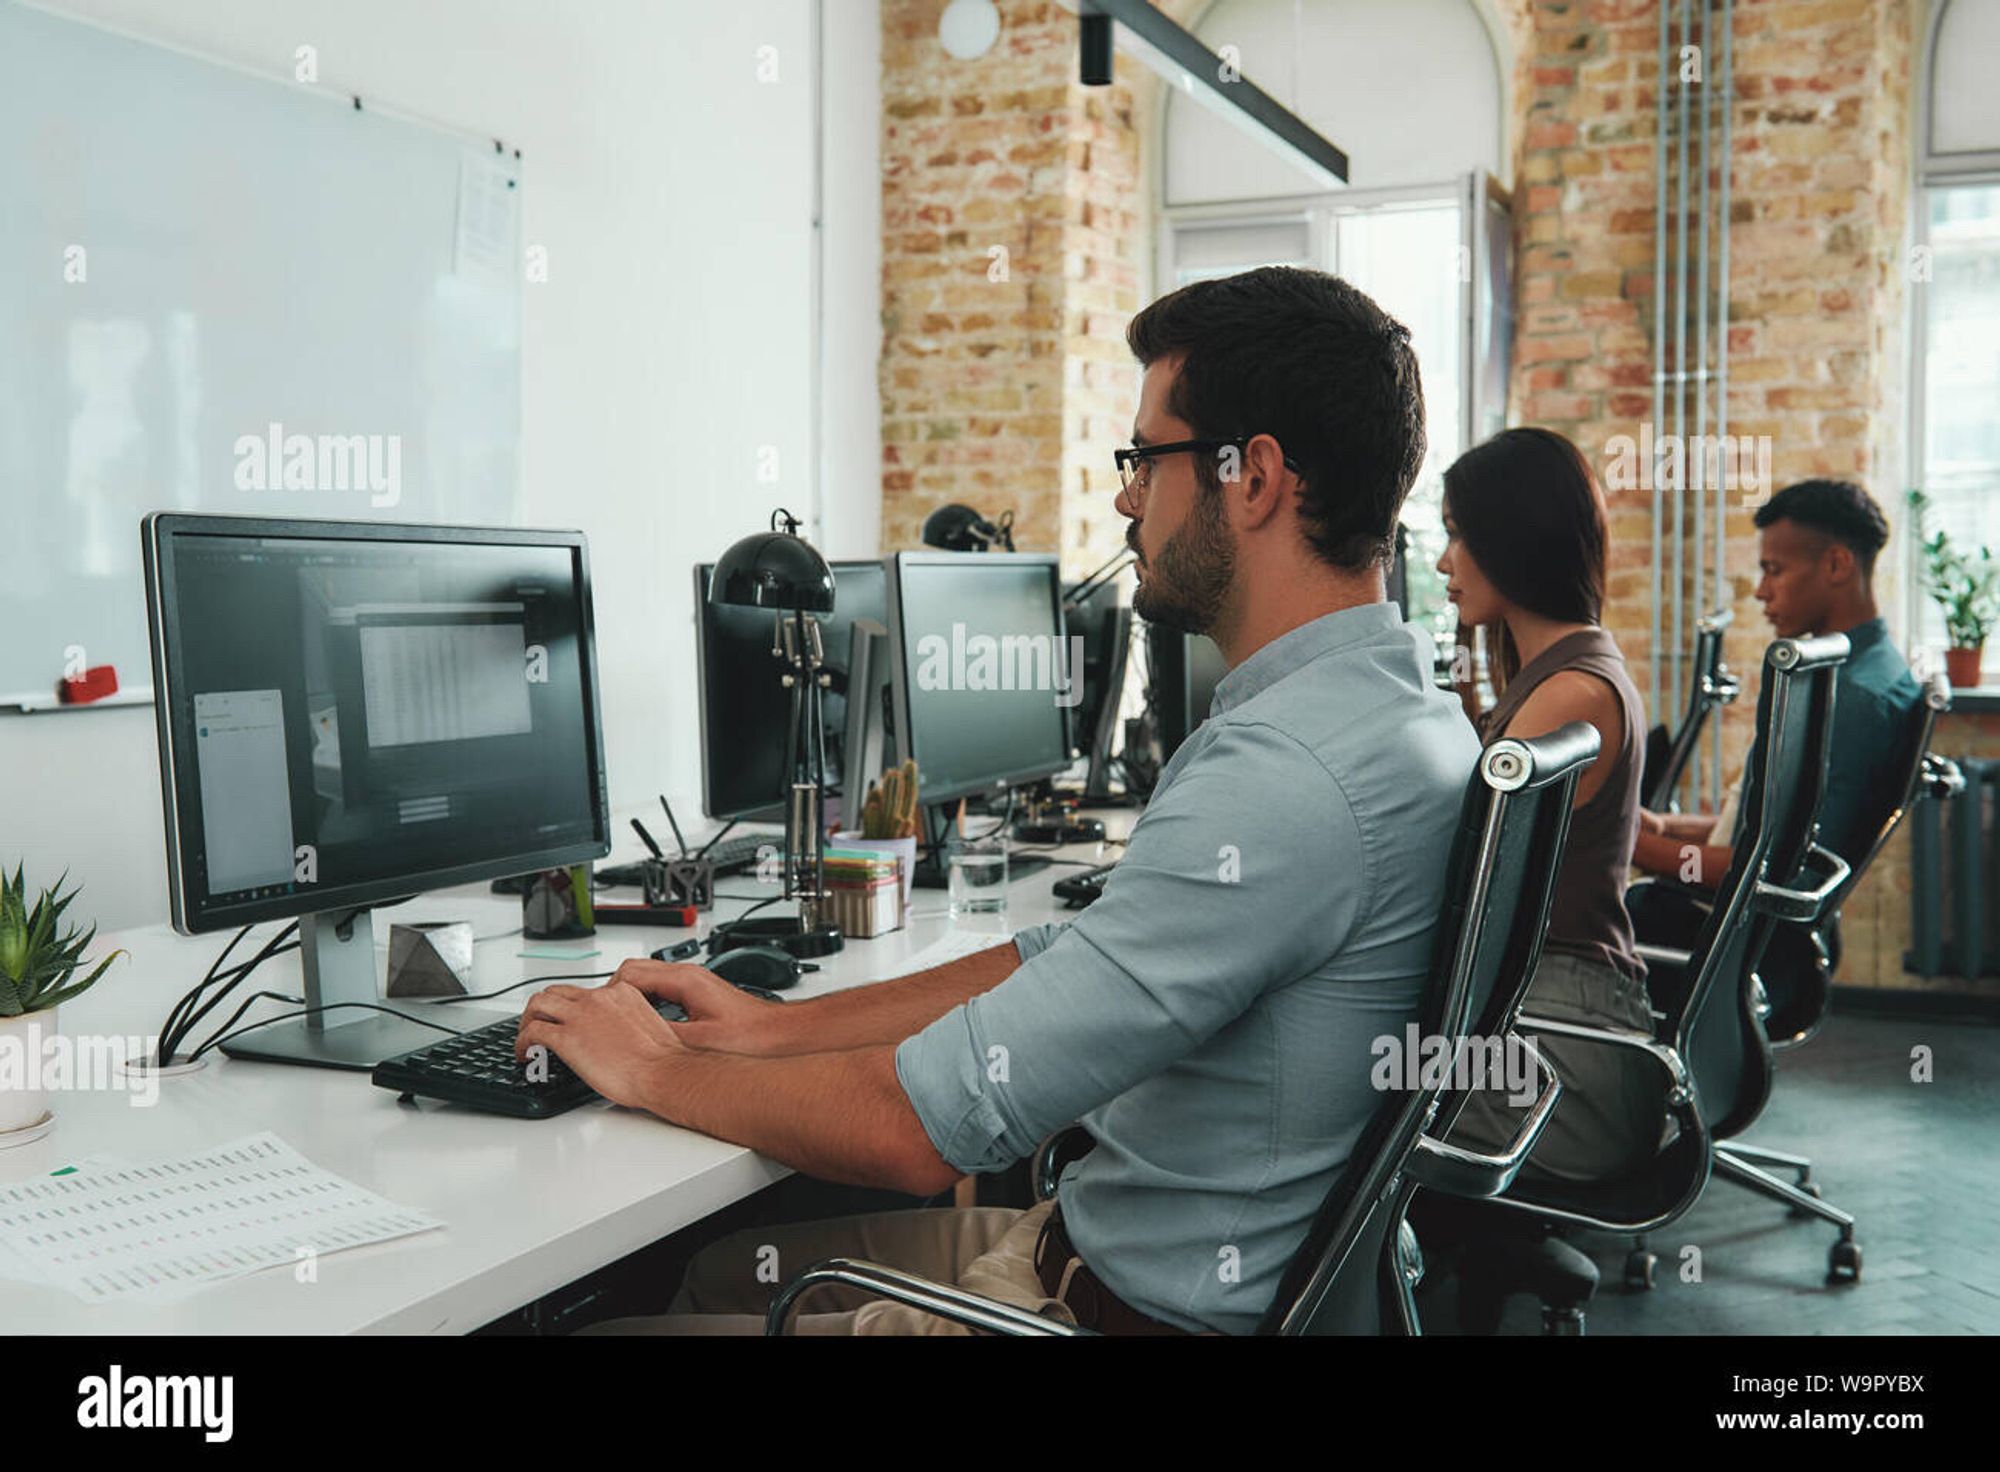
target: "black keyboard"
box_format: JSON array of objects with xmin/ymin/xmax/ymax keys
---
[
  {"xmin": 1053, "ymin": 861, "xmax": 1117, "ymax": 908},
  {"xmin": 373, "ymin": 1000, "xmax": 690, "ymax": 1119}
]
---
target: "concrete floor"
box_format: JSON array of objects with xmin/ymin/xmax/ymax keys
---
[{"xmin": 1414, "ymin": 1010, "xmax": 2000, "ymax": 1335}]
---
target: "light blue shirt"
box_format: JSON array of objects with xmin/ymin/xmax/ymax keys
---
[{"xmin": 894, "ymin": 602, "xmax": 1480, "ymax": 1333}]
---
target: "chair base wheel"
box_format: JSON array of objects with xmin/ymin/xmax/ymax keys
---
[
  {"xmin": 1828, "ymin": 1236, "xmax": 1862, "ymax": 1285},
  {"xmin": 1542, "ymin": 1306, "xmax": 1587, "ymax": 1336}
]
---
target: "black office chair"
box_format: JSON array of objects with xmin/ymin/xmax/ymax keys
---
[
  {"xmin": 1653, "ymin": 671, "xmax": 1960, "ymax": 1271},
  {"xmin": 1642, "ymin": 607, "xmax": 1742, "ymax": 812},
  {"xmin": 763, "ymin": 724, "xmax": 1605, "ymax": 1336},
  {"xmin": 1448, "ymin": 635, "xmax": 1855, "ymax": 1328},
  {"xmin": 1754, "ymin": 671, "xmax": 1961, "ymax": 1049}
]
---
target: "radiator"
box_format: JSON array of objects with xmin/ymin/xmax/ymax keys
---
[{"xmin": 1907, "ymin": 757, "xmax": 2000, "ymax": 978}]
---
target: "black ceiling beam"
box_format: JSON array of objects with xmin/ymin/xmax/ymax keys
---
[{"xmin": 1078, "ymin": 0, "xmax": 1349, "ymax": 187}]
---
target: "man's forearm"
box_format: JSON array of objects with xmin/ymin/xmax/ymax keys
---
[
  {"xmin": 1654, "ymin": 811, "xmax": 1717, "ymax": 841},
  {"xmin": 643, "ymin": 1044, "xmax": 959, "ymax": 1196},
  {"xmin": 756, "ymin": 941, "xmax": 1021, "ymax": 1056},
  {"xmin": 1632, "ymin": 828, "xmax": 1733, "ymax": 886}
]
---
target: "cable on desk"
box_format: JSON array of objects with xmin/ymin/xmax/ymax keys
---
[
  {"xmin": 440, "ymin": 969, "xmax": 618, "ymax": 1005},
  {"xmin": 190, "ymin": 998, "xmax": 468, "ymax": 1063},
  {"xmin": 156, "ymin": 923, "xmax": 300, "ymax": 1066}
]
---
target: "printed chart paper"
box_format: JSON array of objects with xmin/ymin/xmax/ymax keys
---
[{"xmin": 0, "ymin": 1132, "xmax": 441, "ymax": 1303}]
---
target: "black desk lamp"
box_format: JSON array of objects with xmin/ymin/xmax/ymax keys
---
[
  {"xmin": 707, "ymin": 509, "xmax": 844, "ymax": 959},
  {"xmin": 922, "ymin": 502, "xmax": 1015, "ymax": 552}
]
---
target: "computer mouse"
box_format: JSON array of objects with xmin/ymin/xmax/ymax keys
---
[{"xmin": 706, "ymin": 944, "xmax": 801, "ymax": 993}]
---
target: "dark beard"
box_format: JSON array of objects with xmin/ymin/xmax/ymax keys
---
[{"xmin": 1131, "ymin": 484, "xmax": 1235, "ymax": 636}]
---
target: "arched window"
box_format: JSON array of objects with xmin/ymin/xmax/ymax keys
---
[
  {"xmin": 1911, "ymin": 0, "xmax": 2000, "ymax": 671},
  {"xmin": 1158, "ymin": 0, "xmax": 1513, "ymax": 642}
]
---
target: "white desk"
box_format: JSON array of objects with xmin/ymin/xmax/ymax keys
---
[{"xmin": 0, "ymin": 820, "xmax": 1130, "ymax": 1334}]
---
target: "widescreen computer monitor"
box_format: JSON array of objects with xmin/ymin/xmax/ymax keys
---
[
  {"xmin": 693, "ymin": 558, "xmax": 890, "ymax": 824},
  {"xmin": 143, "ymin": 513, "xmax": 609, "ymax": 1068},
  {"xmin": 885, "ymin": 551, "xmax": 1074, "ymax": 808}
]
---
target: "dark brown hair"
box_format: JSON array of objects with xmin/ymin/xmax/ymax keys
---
[
  {"xmin": 1443, "ymin": 427, "xmax": 1608, "ymax": 688},
  {"xmin": 1125, "ymin": 266, "xmax": 1426, "ymax": 572}
]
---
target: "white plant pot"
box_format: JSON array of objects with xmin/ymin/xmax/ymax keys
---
[{"xmin": 0, "ymin": 1006, "xmax": 57, "ymax": 1136}]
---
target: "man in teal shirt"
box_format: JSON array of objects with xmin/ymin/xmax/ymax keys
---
[
  {"xmin": 526, "ymin": 268, "xmax": 1479, "ymax": 1335},
  {"xmin": 1633, "ymin": 478, "xmax": 1922, "ymax": 884}
]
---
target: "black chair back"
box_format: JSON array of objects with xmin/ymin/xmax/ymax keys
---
[
  {"xmin": 1758, "ymin": 671, "xmax": 1953, "ymax": 1048},
  {"xmin": 1643, "ymin": 608, "xmax": 1741, "ymax": 810},
  {"xmin": 1260, "ymin": 722, "xmax": 1601, "ymax": 1335},
  {"xmin": 1676, "ymin": 635, "xmax": 1848, "ymax": 1139}
]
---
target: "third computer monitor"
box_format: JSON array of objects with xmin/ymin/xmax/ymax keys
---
[{"xmin": 885, "ymin": 551, "xmax": 1074, "ymax": 807}]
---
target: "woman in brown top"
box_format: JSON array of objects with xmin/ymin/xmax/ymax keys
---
[{"xmin": 1434, "ymin": 428, "xmax": 1662, "ymax": 1183}]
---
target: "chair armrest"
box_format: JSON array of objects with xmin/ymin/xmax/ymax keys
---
[
  {"xmin": 764, "ymin": 1258, "xmax": 1090, "ymax": 1336},
  {"xmin": 1753, "ymin": 841, "xmax": 1850, "ymax": 923},
  {"xmin": 1922, "ymin": 754, "xmax": 1965, "ymax": 801},
  {"xmin": 1515, "ymin": 1013, "xmax": 1694, "ymax": 1102},
  {"xmin": 1031, "ymin": 1124, "xmax": 1094, "ymax": 1203},
  {"xmin": 1405, "ymin": 1035, "xmax": 1562, "ymax": 1200},
  {"xmin": 1635, "ymin": 942, "xmax": 1693, "ymax": 971}
]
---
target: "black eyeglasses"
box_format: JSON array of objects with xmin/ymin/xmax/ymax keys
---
[{"xmin": 1113, "ymin": 436, "xmax": 1302, "ymax": 497}]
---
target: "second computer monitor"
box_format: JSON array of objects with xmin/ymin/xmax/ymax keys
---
[
  {"xmin": 885, "ymin": 551, "xmax": 1074, "ymax": 806},
  {"xmin": 693, "ymin": 559, "xmax": 890, "ymax": 823}
]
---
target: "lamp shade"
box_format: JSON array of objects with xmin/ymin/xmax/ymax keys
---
[
  {"xmin": 710, "ymin": 529, "xmax": 835, "ymax": 613},
  {"xmin": 922, "ymin": 502, "xmax": 1011, "ymax": 552}
]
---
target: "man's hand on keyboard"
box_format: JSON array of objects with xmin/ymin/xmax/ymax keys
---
[
  {"xmin": 514, "ymin": 981, "xmax": 684, "ymax": 1113},
  {"xmin": 606, "ymin": 959, "xmax": 789, "ymax": 1056}
]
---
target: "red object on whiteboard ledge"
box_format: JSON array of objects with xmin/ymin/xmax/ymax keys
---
[{"xmin": 57, "ymin": 665, "xmax": 119, "ymax": 704}]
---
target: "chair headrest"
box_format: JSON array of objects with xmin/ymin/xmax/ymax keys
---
[
  {"xmin": 1766, "ymin": 632, "xmax": 1850, "ymax": 674},
  {"xmin": 1481, "ymin": 721, "xmax": 1600, "ymax": 795}
]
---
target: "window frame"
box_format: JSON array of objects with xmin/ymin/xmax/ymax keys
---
[
  {"xmin": 1907, "ymin": 0, "xmax": 2000, "ymax": 679},
  {"xmin": 1156, "ymin": 171, "xmax": 1513, "ymax": 641}
]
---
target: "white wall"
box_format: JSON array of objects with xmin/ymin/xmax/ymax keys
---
[
  {"xmin": 1165, "ymin": 0, "xmax": 1506, "ymax": 201},
  {"xmin": 0, "ymin": 0, "xmax": 882, "ymax": 930}
]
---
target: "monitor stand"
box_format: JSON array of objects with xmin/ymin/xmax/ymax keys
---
[{"xmin": 219, "ymin": 909, "xmax": 480, "ymax": 1072}]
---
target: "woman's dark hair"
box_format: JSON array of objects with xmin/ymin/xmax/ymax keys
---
[
  {"xmin": 1125, "ymin": 266, "xmax": 1426, "ymax": 572},
  {"xmin": 1442, "ymin": 427, "xmax": 1607, "ymax": 688}
]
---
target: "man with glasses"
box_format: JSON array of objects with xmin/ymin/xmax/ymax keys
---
[{"xmin": 534, "ymin": 268, "xmax": 1479, "ymax": 1335}]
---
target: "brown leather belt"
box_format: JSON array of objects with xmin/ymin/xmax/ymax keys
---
[{"xmin": 1033, "ymin": 1204, "xmax": 1193, "ymax": 1336}]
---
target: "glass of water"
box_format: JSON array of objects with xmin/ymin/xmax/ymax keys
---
[{"xmin": 947, "ymin": 832, "xmax": 1010, "ymax": 920}]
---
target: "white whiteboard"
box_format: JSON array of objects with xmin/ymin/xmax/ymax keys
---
[{"xmin": 0, "ymin": 0, "xmax": 522, "ymax": 709}]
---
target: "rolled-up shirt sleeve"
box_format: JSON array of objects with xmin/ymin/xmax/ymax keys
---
[
  {"xmin": 895, "ymin": 721, "xmax": 1371, "ymax": 1174},
  {"xmin": 1011, "ymin": 921, "xmax": 1068, "ymax": 963}
]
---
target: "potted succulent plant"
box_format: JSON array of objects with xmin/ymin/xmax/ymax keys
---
[
  {"xmin": 0, "ymin": 865, "xmax": 124, "ymax": 1137},
  {"xmin": 1909, "ymin": 490, "xmax": 2000, "ymax": 688}
]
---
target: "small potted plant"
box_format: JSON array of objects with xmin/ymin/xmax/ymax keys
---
[
  {"xmin": 0, "ymin": 866, "xmax": 124, "ymax": 1140},
  {"xmin": 1909, "ymin": 490, "xmax": 2000, "ymax": 688}
]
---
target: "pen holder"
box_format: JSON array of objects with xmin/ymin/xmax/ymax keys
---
[
  {"xmin": 645, "ymin": 857, "xmax": 715, "ymax": 911},
  {"xmin": 524, "ymin": 865, "xmax": 595, "ymax": 940}
]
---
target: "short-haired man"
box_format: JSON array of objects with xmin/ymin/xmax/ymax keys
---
[
  {"xmin": 527, "ymin": 268, "xmax": 1478, "ymax": 1336},
  {"xmin": 1633, "ymin": 479, "xmax": 1921, "ymax": 889}
]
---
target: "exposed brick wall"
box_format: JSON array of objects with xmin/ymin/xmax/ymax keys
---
[
  {"xmin": 1503, "ymin": 0, "xmax": 1933, "ymax": 990},
  {"xmin": 877, "ymin": 0, "xmax": 1952, "ymax": 993},
  {"xmin": 879, "ymin": 0, "xmax": 1149, "ymax": 576}
]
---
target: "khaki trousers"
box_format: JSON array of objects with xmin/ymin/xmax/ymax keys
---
[
  {"xmin": 583, "ymin": 1198, "xmax": 1077, "ymax": 1336},
  {"xmin": 1447, "ymin": 949, "xmax": 1667, "ymax": 1183}
]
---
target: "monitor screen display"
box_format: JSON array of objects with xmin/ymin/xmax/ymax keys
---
[
  {"xmin": 889, "ymin": 553, "xmax": 1073, "ymax": 804},
  {"xmin": 145, "ymin": 516, "xmax": 608, "ymax": 932}
]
